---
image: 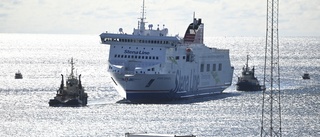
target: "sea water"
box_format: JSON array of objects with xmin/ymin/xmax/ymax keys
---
[{"xmin": 0, "ymin": 33, "xmax": 319, "ymax": 136}]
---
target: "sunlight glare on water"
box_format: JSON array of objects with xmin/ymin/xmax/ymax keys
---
[{"xmin": 0, "ymin": 34, "xmax": 319, "ymax": 136}]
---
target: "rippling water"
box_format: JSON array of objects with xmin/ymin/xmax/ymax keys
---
[{"xmin": 0, "ymin": 34, "xmax": 319, "ymax": 136}]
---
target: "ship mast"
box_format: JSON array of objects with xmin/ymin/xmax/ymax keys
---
[
  {"xmin": 138, "ymin": 0, "xmax": 146, "ymax": 31},
  {"xmin": 246, "ymin": 55, "xmax": 249, "ymax": 71},
  {"xmin": 69, "ymin": 58, "xmax": 75, "ymax": 78}
]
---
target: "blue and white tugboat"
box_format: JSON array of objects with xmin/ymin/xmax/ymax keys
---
[
  {"xmin": 100, "ymin": 0, "xmax": 234, "ymax": 103},
  {"xmin": 49, "ymin": 58, "xmax": 88, "ymax": 107},
  {"xmin": 236, "ymin": 55, "xmax": 262, "ymax": 91}
]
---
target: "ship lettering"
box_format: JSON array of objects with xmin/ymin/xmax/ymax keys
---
[
  {"xmin": 124, "ymin": 50, "xmax": 150, "ymax": 55},
  {"xmin": 139, "ymin": 51, "xmax": 150, "ymax": 55}
]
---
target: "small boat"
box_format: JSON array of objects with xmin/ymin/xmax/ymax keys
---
[
  {"xmin": 49, "ymin": 58, "xmax": 88, "ymax": 107},
  {"xmin": 236, "ymin": 55, "xmax": 262, "ymax": 91},
  {"xmin": 302, "ymin": 73, "xmax": 310, "ymax": 79},
  {"xmin": 15, "ymin": 70, "xmax": 23, "ymax": 79}
]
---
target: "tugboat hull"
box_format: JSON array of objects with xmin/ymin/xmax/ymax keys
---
[
  {"xmin": 49, "ymin": 98, "xmax": 87, "ymax": 107},
  {"xmin": 236, "ymin": 81, "xmax": 262, "ymax": 91}
]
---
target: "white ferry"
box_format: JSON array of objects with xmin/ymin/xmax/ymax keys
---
[{"xmin": 100, "ymin": 1, "xmax": 234, "ymax": 103}]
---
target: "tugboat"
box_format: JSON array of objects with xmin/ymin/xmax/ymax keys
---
[
  {"xmin": 15, "ymin": 70, "xmax": 23, "ymax": 79},
  {"xmin": 236, "ymin": 55, "xmax": 262, "ymax": 91},
  {"xmin": 302, "ymin": 73, "xmax": 310, "ymax": 79},
  {"xmin": 49, "ymin": 58, "xmax": 88, "ymax": 107}
]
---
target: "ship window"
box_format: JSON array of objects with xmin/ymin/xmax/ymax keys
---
[
  {"xmin": 213, "ymin": 64, "xmax": 216, "ymax": 71},
  {"xmin": 138, "ymin": 56, "xmax": 141, "ymax": 59},
  {"xmin": 135, "ymin": 56, "xmax": 137, "ymax": 59},
  {"xmin": 152, "ymin": 68, "xmax": 155, "ymax": 71},
  {"xmin": 183, "ymin": 56, "xmax": 186, "ymax": 59},
  {"xmin": 160, "ymin": 48, "xmax": 162, "ymax": 50},
  {"xmin": 148, "ymin": 69, "xmax": 150, "ymax": 71},
  {"xmin": 121, "ymin": 55, "xmax": 124, "ymax": 58},
  {"xmin": 149, "ymin": 56, "xmax": 152, "ymax": 59},
  {"xmin": 127, "ymin": 55, "xmax": 130, "ymax": 58},
  {"xmin": 200, "ymin": 64, "xmax": 204, "ymax": 72},
  {"xmin": 114, "ymin": 54, "xmax": 117, "ymax": 58},
  {"xmin": 175, "ymin": 56, "xmax": 179, "ymax": 60},
  {"xmin": 142, "ymin": 56, "xmax": 145, "ymax": 59},
  {"xmin": 136, "ymin": 47, "xmax": 138, "ymax": 49},
  {"xmin": 117, "ymin": 55, "xmax": 121, "ymax": 58},
  {"xmin": 151, "ymin": 48, "xmax": 153, "ymax": 50},
  {"xmin": 218, "ymin": 63, "xmax": 222, "ymax": 71},
  {"xmin": 207, "ymin": 64, "xmax": 210, "ymax": 72},
  {"xmin": 131, "ymin": 55, "xmax": 134, "ymax": 58},
  {"xmin": 156, "ymin": 57, "xmax": 159, "ymax": 60},
  {"xmin": 153, "ymin": 56, "xmax": 155, "ymax": 60},
  {"xmin": 124, "ymin": 55, "xmax": 127, "ymax": 58},
  {"xmin": 129, "ymin": 47, "xmax": 131, "ymax": 49}
]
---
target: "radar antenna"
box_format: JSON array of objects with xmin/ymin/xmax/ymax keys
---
[{"xmin": 261, "ymin": 0, "xmax": 282, "ymax": 136}]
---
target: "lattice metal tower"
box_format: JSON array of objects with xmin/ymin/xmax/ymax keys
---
[{"xmin": 261, "ymin": 0, "xmax": 282, "ymax": 137}]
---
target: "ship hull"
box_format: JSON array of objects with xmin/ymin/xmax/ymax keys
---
[
  {"xmin": 110, "ymin": 73, "xmax": 230, "ymax": 103},
  {"xmin": 236, "ymin": 81, "xmax": 262, "ymax": 91},
  {"xmin": 49, "ymin": 97, "xmax": 87, "ymax": 107}
]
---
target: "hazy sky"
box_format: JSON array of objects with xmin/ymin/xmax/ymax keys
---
[{"xmin": 0, "ymin": 0, "xmax": 319, "ymax": 36}]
